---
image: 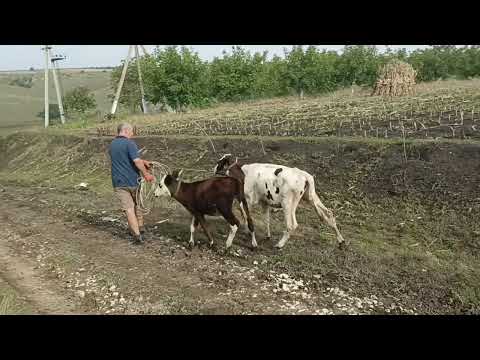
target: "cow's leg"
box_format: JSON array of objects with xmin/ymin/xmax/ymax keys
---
[
  {"xmin": 275, "ymin": 194, "xmax": 297, "ymax": 249},
  {"xmin": 290, "ymin": 191, "xmax": 303, "ymax": 230},
  {"xmin": 189, "ymin": 216, "xmax": 199, "ymax": 248},
  {"xmin": 239, "ymin": 201, "xmax": 247, "ymax": 225},
  {"xmin": 197, "ymin": 215, "xmax": 215, "ymax": 247},
  {"xmin": 262, "ymin": 204, "xmax": 271, "ymax": 241},
  {"xmin": 239, "ymin": 199, "xmax": 257, "ymax": 249},
  {"xmin": 308, "ymin": 192, "xmax": 346, "ymax": 246},
  {"xmin": 217, "ymin": 205, "xmax": 241, "ymax": 249}
]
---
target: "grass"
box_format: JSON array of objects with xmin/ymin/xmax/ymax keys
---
[
  {"xmin": 0, "ymin": 69, "xmax": 112, "ymax": 136},
  {"xmin": 0, "ymin": 279, "xmax": 35, "ymax": 315},
  {"xmin": 3, "ymin": 75, "xmax": 480, "ymax": 141},
  {"xmin": 1, "ymin": 132, "xmax": 479, "ymax": 313},
  {"xmin": 2, "ymin": 77, "xmax": 480, "ymax": 313},
  {"xmin": 85, "ymin": 78, "xmax": 480, "ymax": 141}
]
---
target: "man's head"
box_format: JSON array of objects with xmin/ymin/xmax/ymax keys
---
[{"xmin": 117, "ymin": 123, "xmax": 134, "ymax": 138}]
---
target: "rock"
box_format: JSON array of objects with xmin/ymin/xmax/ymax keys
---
[
  {"xmin": 76, "ymin": 290, "xmax": 85, "ymax": 298},
  {"xmin": 76, "ymin": 182, "xmax": 89, "ymax": 191},
  {"xmin": 253, "ymin": 260, "xmax": 258, "ymax": 265},
  {"xmin": 109, "ymin": 285, "xmax": 116, "ymax": 292}
]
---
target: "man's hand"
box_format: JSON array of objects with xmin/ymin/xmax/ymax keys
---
[
  {"xmin": 144, "ymin": 173, "xmax": 155, "ymax": 183},
  {"xmin": 134, "ymin": 158, "xmax": 154, "ymax": 183},
  {"xmin": 143, "ymin": 160, "xmax": 151, "ymax": 170}
]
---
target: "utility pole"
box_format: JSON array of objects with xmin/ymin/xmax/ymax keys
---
[
  {"xmin": 110, "ymin": 45, "xmax": 150, "ymax": 116},
  {"xmin": 134, "ymin": 45, "xmax": 148, "ymax": 114},
  {"xmin": 49, "ymin": 50, "xmax": 66, "ymax": 124},
  {"xmin": 110, "ymin": 45, "xmax": 133, "ymax": 115},
  {"xmin": 43, "ymin": 45, "xmax": 50, "ymax": 128},
  {"xmin": 140, "ymin": 45, "xmax": 150, "ymax": 57}
]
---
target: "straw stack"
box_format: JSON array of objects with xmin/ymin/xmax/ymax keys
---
[{"xmin": 372, "ymin": 60, "xmax": 416, "ymax": 97}]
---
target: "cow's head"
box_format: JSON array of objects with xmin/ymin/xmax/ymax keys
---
[
  {"xmin": 155, "ymin": 169, "xmax": 183, "ymax": 198},
  {"xmin": 213, "ymin": 154, "xmax": 234, "ymax": 175}
]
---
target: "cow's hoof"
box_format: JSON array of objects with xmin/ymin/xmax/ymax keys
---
[
  {"xmin": 274, "ymin": 244, "xmax": 284, "ymax": 250},
  {"xmin": 265, "ymin": 236, "xmax": 271, "ymax": 242},
  {"xmin": 188, "ymin": 241, "xmax": 194, "ymax": 249},
  {"xmin": 250, "ymin": 245, "xmax": 258, "ymax": 252},
  {"xmin": 338, "ymin": 241, "xmax": 347, "ymax": 250}
]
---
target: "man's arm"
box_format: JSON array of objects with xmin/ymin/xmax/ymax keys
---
[
  {"xmin": 128, "ymin": 141, "xmax": 154, "ymax": 182},
  {"xmin": 133, "ymin": 158, "xmax": 154, "ymax": 182}
]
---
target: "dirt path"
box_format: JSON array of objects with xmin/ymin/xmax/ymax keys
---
[
  {"xmin": 0, "ymin": 236, "xmax": 78, "ymax": 314},
  {"xmin": 0, "ymin": 184, "xmax": 412, "ymax": 314}
]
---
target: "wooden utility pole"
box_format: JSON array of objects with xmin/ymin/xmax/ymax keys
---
[
  {"xmin": 110, "ymin": 45, "xmax": 150, "ymax": 116},
  {"xmin": 49, "ymin": 49, "xmax": 66, "ymax": 124},
  {"xmin": 44, "ymin": 45, "xmax": 50, "ymax": 128},
  {"xmin": 140, "ymin": 45, "xmax": 149, "ymax": 57},
  {"xmin": 134, "ymin": 45, "xmax": 148, "ymax": 114},
  {"xmin": 110, "ymin": 45, "xmax": 133, "ymax": 115}
]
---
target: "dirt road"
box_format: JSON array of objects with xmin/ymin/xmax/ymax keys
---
[{"xmin": 0, "ymin": 184, "xmax": 407, "ymax": 315}]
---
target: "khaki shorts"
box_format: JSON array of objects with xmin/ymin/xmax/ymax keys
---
[{"xmin": 114, "ymin": 187, "xmax": 142, "ymax": 217}]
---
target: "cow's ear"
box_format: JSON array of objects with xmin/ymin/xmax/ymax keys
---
[
  {"xmin": 171, "ymin": 170, "xmax": 179, "ymax": 179},
  {"xmin": 177, "ymin": 169, "xmax": 184, "ymax": 179}
]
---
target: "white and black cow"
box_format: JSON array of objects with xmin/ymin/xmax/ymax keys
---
[{"xmin": 214, "ymin": 154, "xmax": 346, "ymax": 249}]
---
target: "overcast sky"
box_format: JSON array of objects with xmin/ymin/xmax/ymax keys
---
[{"xmin": 0, "ymin": 45, "xmax": 431, "ymax": 71}]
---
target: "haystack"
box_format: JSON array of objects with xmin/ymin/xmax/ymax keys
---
[{"xmin": 372, "ymin": 60, "xmax": 416, "ymax": 96}]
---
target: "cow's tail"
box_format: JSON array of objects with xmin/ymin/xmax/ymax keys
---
[
  {"xmin": 305, "ymin": 175, "xmax": 345, "ymax": 245},
  {"xmin": 235, "ymin": 179, "xmax": 254, "ymax": 233}
]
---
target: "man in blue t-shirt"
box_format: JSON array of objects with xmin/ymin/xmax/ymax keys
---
[{"xmin": 109, "ymin": 123, "xmax": 154, "ymax": 245}]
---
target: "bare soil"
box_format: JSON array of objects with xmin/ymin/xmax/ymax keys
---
[{"xmin": 1, "ymin": 133, "xmax": 479, "ymax": 314}]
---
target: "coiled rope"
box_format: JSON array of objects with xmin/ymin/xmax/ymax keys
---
[{"xmin": 136, "ymin": 161, "xmax": 171, "ymax": 215}]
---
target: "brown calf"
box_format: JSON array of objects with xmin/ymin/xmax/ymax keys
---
[{"xmin": 155, "ymin": 170, "xmax": 257, "ymax": 249}]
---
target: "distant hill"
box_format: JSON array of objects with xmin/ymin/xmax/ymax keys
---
[{"xmin": 0, "ymin": 69, "xmax": 112, "ymax": 134}]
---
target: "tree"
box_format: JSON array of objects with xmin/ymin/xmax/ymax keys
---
[
  {"xmin": 336, "ymin": 45, "xmax": 380, "ymax": 87},
  {"xmin": 208, "ymin": 46, "xmax": 264, "ymax": 101},
  {"xmin": 9, "ymin": 76, "xmax": 33, "ymax": 88},
  {"xmin": 252, "ymin": 54, "xmax": 289, "ymax": 98},
  {"xmin": 109, "ymin": 54, "xmax": 155, "ymax": 113},
  {"xmin": 143, "ymin": 46, "xmax": 210, "ymax": 111},
  {"xmin": 455, "ymin": 46, "xmax": 480, "ymax": 79},
  {"xmin": 36, "ymin": 104, "xmax": 61, "ymax": 123},
  {"xmin": 407, "ymin": 47, "xmax": 450, "ymax": 82},
  {"xmin": 63, "ymin": 86, "xmax": 96, "ymax": 115},
  {"xmin": 283, "ymin": 46, "xmax": 310, "ymax": 98},
  {"xmin": 304, "ymin": 49, "xmax": 339, "ymax": 94}
]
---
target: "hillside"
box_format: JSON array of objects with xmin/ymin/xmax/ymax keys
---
[
  {"xmin": 94, "ymin": 79, "xmax": 480, "ymax": 141},
  {"xmin": 0, "ymin": 69, "xmax": 112, "ymax": 135},
  {"xmin": 1, "ymin": 77, "xmax": 480, "ymax": 314}
]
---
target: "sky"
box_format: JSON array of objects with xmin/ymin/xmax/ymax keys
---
[{"xmin": 0, "ymin": 45, "xmax": 431, "ymax": 71}]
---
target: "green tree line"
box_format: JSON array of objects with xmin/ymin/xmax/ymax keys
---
[{"xmin": 111, "ymin": 45, "xmax": 480, "ymax": 112}]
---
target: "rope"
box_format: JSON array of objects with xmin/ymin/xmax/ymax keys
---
[{"xmin": 136, "ymin": 161, "xmax": 171, "ymax": 215}]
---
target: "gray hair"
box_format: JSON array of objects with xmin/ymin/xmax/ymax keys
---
[{"xmin": 117, "ymin": 123, "xmax": 133, "ymax": 135}]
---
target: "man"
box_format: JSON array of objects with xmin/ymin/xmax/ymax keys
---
[{"xmin": 109, "ymin": 123, "xmax": 154, "ymax": 245}]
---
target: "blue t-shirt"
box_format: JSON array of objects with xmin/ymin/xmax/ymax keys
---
[{"xmin": 109, "ymin": 136, "xmax": 141, "ymax": 188}]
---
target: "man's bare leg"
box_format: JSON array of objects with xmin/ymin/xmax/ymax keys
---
[
  {"xmin": 126, "ymin": 208, "xmax": 142, "ymax": 244},
  {"xmin": 135, "ymin": 206, "xmax": 145, "ymax": 233}
]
